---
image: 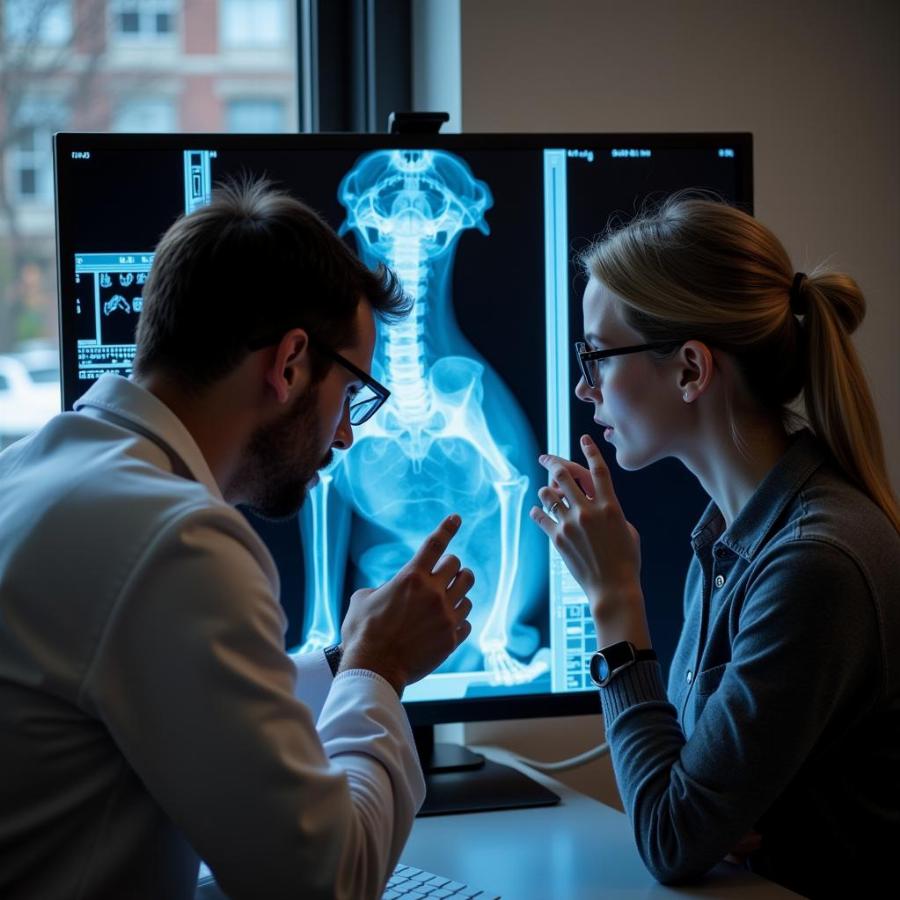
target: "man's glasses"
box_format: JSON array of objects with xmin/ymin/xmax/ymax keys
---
[
  {"xmin": 574, "ymin": 340, "xmax": 683, "ymax": 388},
  {"xmin": 246, "ymin": 331, "xmax": 389, "ymax": 425},
  {"xmin": 312, "ymin": 341, "xmax": 390, "ymax": 426}
]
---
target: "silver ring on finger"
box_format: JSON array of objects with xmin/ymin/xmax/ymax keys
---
[{"xmin": 548, "ymin": 500, "xmax": 562, "ymax": 516}]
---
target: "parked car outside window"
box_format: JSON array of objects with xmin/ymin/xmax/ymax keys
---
[{"xmin": 0, "ymin": 346, "xmax": 61, "ymax": 449}]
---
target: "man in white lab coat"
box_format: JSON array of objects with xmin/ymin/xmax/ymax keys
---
[{"xmin": 0, "ymin": 178, "xmax": 474, "ymax": 900}]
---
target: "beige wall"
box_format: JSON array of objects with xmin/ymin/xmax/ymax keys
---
[{"xmin": 457, "ymin": 0, "xmax": 900, "ymax": 804}]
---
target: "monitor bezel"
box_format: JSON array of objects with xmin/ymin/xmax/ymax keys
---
[{"xmin": 53, "ymin": 130, "xmax": 753, "ymax": 725}]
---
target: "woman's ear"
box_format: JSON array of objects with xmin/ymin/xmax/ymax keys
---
[
  {"xmin": 678, "ymin": 340, "xmax": 716, "ymax": 403},
  {"xmin": 264, "ymin": 328, "xmax": 310, "ymax": 404}
]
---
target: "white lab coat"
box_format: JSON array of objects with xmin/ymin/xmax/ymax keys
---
[{"xmin": 0, "ymin": 374, "xmax": 424, "ymax": 900}]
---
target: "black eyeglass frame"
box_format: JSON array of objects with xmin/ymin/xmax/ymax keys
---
[
  {"xmin": 247, "ymin": 331, "xmax": 390, "ymax": 426},
  {"xmin": 574, "ymin": 340, "xmax": 684, "ymax": 388},
  {"xmin": 313, "ymin": 341, "xmax": 390, "ymax": 426}
]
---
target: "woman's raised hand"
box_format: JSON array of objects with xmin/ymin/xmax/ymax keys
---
[{"xmin": 530, "ymin": 435, "xmax": 645, "ymax": 633}]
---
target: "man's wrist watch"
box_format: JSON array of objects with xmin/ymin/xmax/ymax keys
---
[
  {"xmin": 324, "ymin": 643, "xmax": 343, "ymax": 677},
  {"xmin": 589, "ymin": 641, "xmax": 657, "ymax": 687}
]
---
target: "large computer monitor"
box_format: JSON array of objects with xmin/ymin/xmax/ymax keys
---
[{"xmin": 54, "ymin": 131, "xmax": 752, "ymax": 811}]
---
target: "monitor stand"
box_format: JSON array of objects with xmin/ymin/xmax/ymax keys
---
[{"xmin": 413, "ymin": 724, "xmax": 560, "ymax": 817}]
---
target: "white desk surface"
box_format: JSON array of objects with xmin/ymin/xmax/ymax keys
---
[{"xmin": 400, "ymin": 746, "xmax": 802, "ymax": 899}]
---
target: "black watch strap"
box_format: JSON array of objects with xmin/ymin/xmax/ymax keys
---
[
  {"xmin": 324, "ymin": 643, "xmax": 343, "ymax": 677},
  {"xmin": 590, "ymin": 642, "xmax": 657, "ymax": 687}
]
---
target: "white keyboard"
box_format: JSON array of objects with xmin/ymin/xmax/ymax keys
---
[
  {"xmin": 197, "ymin": 861, "xmax": 499, "ymax": 898},
  {"xmin": 384, "ymin": 863, "xmax": 500, "ymax": 899}
]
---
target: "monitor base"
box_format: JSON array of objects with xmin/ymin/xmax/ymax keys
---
[
  {"xmin": 418, "ymin": 755, "xmax": 560, "ymax": 817},
  {"xmin": 420, "ymin": 739, "xmax": 484, "ymax": 772},
  {"xmin": 413, "ymin": 727, "xmax": 560, "ymax": 816}
]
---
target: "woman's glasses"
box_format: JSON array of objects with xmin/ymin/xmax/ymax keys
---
[{"xmin": 574, "ymin": 340, "xmax": 683, "ymax": 388}]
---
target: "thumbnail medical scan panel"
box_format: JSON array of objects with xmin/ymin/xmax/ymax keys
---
[{"xmin": 55, "ymin": 133, "xmax": 752, "ymax": 717}]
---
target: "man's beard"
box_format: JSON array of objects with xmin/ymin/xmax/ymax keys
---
[{"xmin": 233, "ymin": 386, "xmax": 334, "ymax": 521}]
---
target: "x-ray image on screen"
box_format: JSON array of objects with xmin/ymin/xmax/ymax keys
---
[
  {"xmin": 54, "ymin": 132, "xmax": 751, "ymax": 714},
  {"xmin": 297, "ymin": 149, "xmax": 550, "ymax": 697}
]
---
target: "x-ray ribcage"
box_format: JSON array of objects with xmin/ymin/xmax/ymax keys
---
[{"xmin": 297, "ymin": 149, "xmax": 550, "ymax": 687}]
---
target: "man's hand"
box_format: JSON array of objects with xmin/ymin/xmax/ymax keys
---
[{"xmin": 339, "ymin": 515, "xmax": 475, "ymax": 696}]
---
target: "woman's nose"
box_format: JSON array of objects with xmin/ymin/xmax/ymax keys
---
[{"xmin": 575, "ymin": 375, "xmax": 599, "ymax": 404}]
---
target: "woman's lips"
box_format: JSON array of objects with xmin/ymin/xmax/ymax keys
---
[{"xmin": 595, "ymin": 419, "xmax": 614, "ymax": 440}]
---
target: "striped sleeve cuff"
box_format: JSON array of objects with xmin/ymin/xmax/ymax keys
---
[{"xmin": 598, "ymin": 660, "xmax": 668, "ymax": 724}]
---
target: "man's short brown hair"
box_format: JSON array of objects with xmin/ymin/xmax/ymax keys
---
[{"xmin": 133, "ymin": 177, "xmax": 409, "ymax": 388}]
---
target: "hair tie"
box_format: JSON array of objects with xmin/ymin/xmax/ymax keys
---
[{"xmin": 789, "ymin": 272, "xmax": 808, "ymax": 315}]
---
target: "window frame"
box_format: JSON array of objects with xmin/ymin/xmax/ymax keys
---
[
  {"xmin": 6, "ymin": 97, "xmax": 68, "ymax": 204},
  {"xmin": 108, "ymin": 0, "xmax": 177, "ymax": 44},
  {"xmin": 220, "ymin": 0, "xmax": 289, "ymax": 50}
]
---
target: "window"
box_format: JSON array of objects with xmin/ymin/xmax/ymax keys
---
[
  {"xmin": 3, "ymin": 0, "xmax": 72, "ymax": 45},
  {"xmin": 7, "ymin": 98, "xmax": 67, "ymax": 203},
  {"xmin": 110, "ymin": 0, "xmax": 175, "ymax": 41},
  {"xmin": 112, "ymin": 96, "xmax": 177, "ymax": 133},
  {"xmin": 225, "ymin": 98, "xmax": 286, "ymax": 133},
  {"xmin": 0, "ymin": 0, "xmax": 298, "ymax": 401},
  {"xmin": 220, "ymin": 0, "xmax": 286, "ymax": 49}
]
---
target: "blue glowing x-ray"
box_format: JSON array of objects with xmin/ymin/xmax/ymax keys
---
[
  {"xmin": 59, "ymin": 135, "xmax": 748, "ymax": 697},
  {"xmin": 295, "ymin": 150, "xmax": 550, "ymax": 692}
]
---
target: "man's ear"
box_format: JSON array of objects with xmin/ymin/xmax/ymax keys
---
[
  {"xmin": 678, "ymin": 340, "xmax": 716, "ymax": 403},
  {"xmin": 264, "ymin": 328, "xmax": 311, "ymax": 404}
]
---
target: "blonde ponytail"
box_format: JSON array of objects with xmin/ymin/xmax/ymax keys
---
[{"xmin": 801, "ymin": 272, "xmax": 900, "ymax": 532}]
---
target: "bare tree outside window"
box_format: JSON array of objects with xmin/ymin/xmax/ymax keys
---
[
  {"xmin": 1, "ymin": 0, "xmax": 106, "ymax": 350},
  {"xmin": 0, "ymin": 0, "xmax": 297, "ymax": 447}
]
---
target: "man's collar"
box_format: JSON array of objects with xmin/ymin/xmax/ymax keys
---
[{"xmin": 74, "ymin": 374, "xmax": 224, "ymax": 501}]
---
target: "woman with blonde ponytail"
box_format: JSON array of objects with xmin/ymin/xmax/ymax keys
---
[{"xmin": 531, "ymin": 194, "xmax": 900, "ymax": 897}]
